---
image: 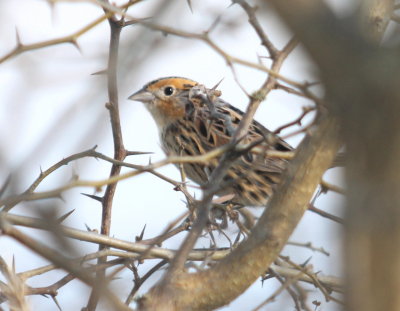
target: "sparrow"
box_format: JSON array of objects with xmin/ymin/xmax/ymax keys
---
[{"xmin": 129, "ymin": 77, "xmax": 292, "ymax": 206}]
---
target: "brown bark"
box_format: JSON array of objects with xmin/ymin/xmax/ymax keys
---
[{"xmin": 268, "ymin": 1, "xmax": 400, "ymax": 311}]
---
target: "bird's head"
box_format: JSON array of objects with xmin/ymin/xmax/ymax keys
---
[{"xmin": 128, "ymin": 77, "xmax": 198, "ymax": 128}]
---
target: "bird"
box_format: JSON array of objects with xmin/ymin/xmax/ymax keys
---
[{"xmin": 128, "ymin": 77, "xmax": 293, "ymax": 206}]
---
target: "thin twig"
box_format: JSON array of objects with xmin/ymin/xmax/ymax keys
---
[
  {"xmin": 235, "ymin": 0, "xmax": 279, "ymax": 59},
  {"xmin": 286, "ymin": 241, "xmax": 330, "ymax": 256},
  {"xmin": 125, "ymin": 260, "xmax": 168, "ymax": 305},
  {"xmin": 308, "ymin": 204, "xmax": 344, "ymax": 224},
  {"xmin": 320, "ymin": 179, "xmax": 345, "ymax": 195},
  {"xmin": 274, "ymin": 106, "xmax": 316, "ymax": 134},
  {"xmin": 0, "ymin": 1, "xmax": 142, "ymax": 64},
  {"xmin": 279, "ymin": 256, "xmax": 344, "ymax": 303},
  {"xmin": 252, "ymin": 270, "xmax": 303, "ymax": 311}
]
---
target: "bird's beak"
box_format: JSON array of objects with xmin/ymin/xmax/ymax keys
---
[{"xmin": 128, "ymin": 89, "xmax": 155, "ymax": 103}]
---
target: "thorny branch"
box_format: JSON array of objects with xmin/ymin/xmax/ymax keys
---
[
  {"xmin": 0, "ymin": 212, "xmax": 342, "ymax": 296},
  {"xmin": 0, "ymin": 144, "xmax": 269, "ymax": 207},
  {"xmin": 86, "ymin": 1, "xmax": 132, "ymax": 307},
  {"xmin": 0, "ymin": 215, "xmax": 132, "ymax": 311},
  {"xmin": 0, "ymin": 1, "xmax": 143, "ymax": 64},
  {"xmin": 253, "ymin": 270, "xmax": 303, "ymax": 311}
]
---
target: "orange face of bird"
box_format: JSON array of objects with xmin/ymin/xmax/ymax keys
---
[{"xmin": 129, "ymin": 77, "xmax": 198, "ymax": 128}]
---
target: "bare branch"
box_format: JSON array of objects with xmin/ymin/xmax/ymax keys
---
[
  {"xmin": 235, "ymin": 0, "xmax": 279, "ymax": 59},
  {"xmin": 0, "ymin": 215, "xmax": 132, "ymax": 311}
]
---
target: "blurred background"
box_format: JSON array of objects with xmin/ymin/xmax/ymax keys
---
[{"xmin": 0, "ymin": 0, "xmax": 347, "ymax": 310}]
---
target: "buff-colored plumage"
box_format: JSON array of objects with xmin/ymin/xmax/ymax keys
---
[{"xmin": 129, "ymin": 77, "xmax": 292, "ymax": 206}]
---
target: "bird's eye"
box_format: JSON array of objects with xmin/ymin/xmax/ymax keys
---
[{"xmin": 164, "ymin": 86, "xmax": 174, "ymax": 96}]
